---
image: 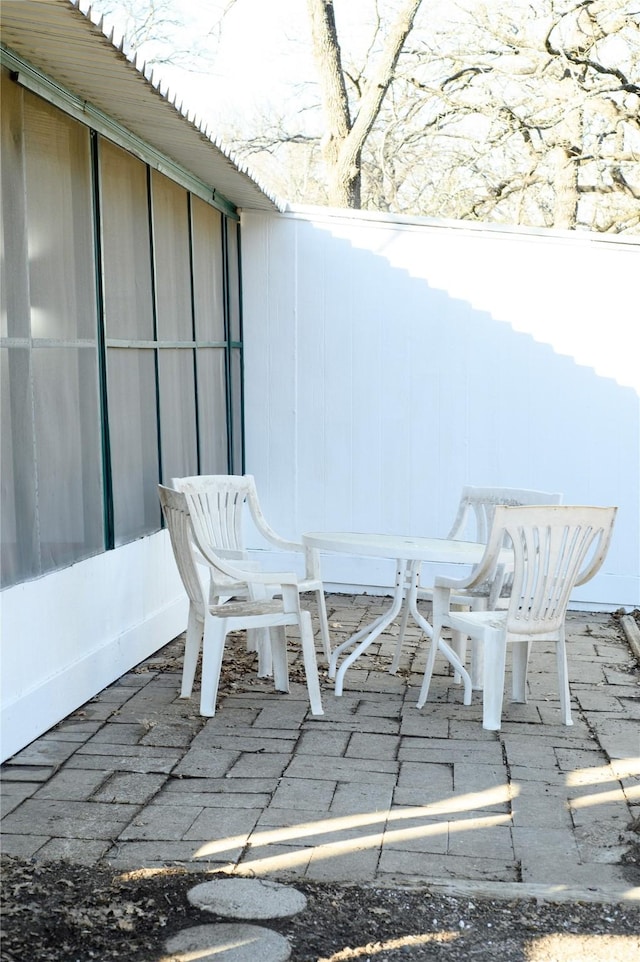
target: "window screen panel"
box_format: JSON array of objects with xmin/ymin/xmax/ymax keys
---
[
  {"xmin": 24, "ymin": 93, "xmax": 95, "ymax": 341},
  {"xmin": 196, "ymin": 347, "xmax": 228, "ymax": 474},
  {"xmin": 99, "ymin": 138, "xmax": 154, "ymax": 341},
  {"xmin": 1, "ymin": 70, "xmax": 30, "ymax": 340},
  {"xmin": 1, "ymin": 86, "xmax": 103, "ymax": 585},
  {"xmin": 151, "ymin": 171, "xmax": 192, "ymax": 341},
  {"xmin": 0, "ymin": 347, "xmax": 37, "ymax": 586},
  {"xmin": 107, "ymin": 347, "xmax": 161, "ymax": 543},
  {"xmin": 191, "ymin": 196, "xmax": 224, "ymax": 342},
  {"xmin": 32, "ymin": 346, "xmax": 103, "ymax": 573},
  {"xmin": 158, "ymin": 349, "xmax": 198, "ymax": 483}
]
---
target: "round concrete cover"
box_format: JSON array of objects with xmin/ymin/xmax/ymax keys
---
[
  {"xmin": 164, "ymin": 923, "xmax": 291, "ymax": 962},
  {"xmin": 187, "ymin": 877, "xmax": 307, "ymax": 919}
]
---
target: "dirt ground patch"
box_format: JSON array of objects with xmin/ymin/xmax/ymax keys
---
[{"xmin": 1, "ymin": 855, "xmax": 639, "ymax": 962}]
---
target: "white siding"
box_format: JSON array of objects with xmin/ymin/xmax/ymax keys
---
[
  {"xmin": 241, "ymin": 207, "xmax": 640, "ymax": 610},
  {"xmin": 0, "ymin": 533, "xmax": 187, "ymax": 762}
]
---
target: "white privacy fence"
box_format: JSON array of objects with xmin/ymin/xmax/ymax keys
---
[{"xmin": 241, "ymin": 206, "xmax": 640, "ymax": 610}]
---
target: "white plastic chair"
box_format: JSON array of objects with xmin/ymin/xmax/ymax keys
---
[
  {"xmin": 158, "ymin": 485, "xmax": 324, "ymax": 717},
  {"xmin": 417, "ymin": 504, "xmax": 617, "ymax": 730},
  {"xmin": 172, "ymin": 475, "xmax": 331, "ymax": 666},
  {"xmin": 391, "ymin": 485, "xmax": 563, "ymax": 684}
]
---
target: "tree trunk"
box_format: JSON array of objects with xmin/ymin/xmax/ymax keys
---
[{"xmin": 307, "ymin": 0, "xmax": 423, "ymax": 208}]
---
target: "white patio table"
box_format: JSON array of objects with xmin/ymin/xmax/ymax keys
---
[{"xmin": 302, "ymin": 531, "xmax": 492, "ymax": 697}]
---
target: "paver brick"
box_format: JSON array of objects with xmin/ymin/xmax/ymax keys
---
[
  {"xmin": 36, "ymin": 838, "xmax": 113, "ymax": 863},
  {"xmin": 307, "ymin": 715, "xmax": 400, "ymax": 734},
  {"xmin": 354, "ymin": 698, "xmax": 403, "ymax": 719},
  {"xmin": 554, "ymin": 746, "xmax": 610, "ymax": 771},
  {"xmin": 231, "ymin": 843, "xmax": 313, "ymax": 878},
  {"xmin": 382, "ymin": 816, "xmax": 448, "ymax": 855},
  {"xmin": 1, "ymin": 798, "xmax": 137, "ymax": 839},
  {"xmin": 0, "ymin": 783, "xmax": 39, "ymax": 816},
  {"xmin": 188, "ymin": 733, "xmax": 296, "ymax": 753},
  {"xmin": 183, "ymin": 807, "xmax": 262, "ymax": 843},
  {"xmin": 508, "ymin": 764, "xmax": 568, "ymax": 786},
  {"xmin": 160, "ymin": 776, "xmax": 279, "ymax": 795},
  {"xmin": 47, "ymin": 719, "xmax": 103, "ymax": 735},
  {"xmin": 155, "ymin": 789, "xmax": 272, "ymax": 809},
  {"xmin": 575, "ymin": 691, "xmax": 626, "ymax": 712},
  {"xmin": 398, "ymin": 737, "xmax": 503, "ymax": 762},
  {"xmin": 305, "ymin": 836, "xmax": 383, "ymax": 882},
  {"xmin": 0, "ymin": 765, "xmax": 56, "ymax": 782},
  {"xmin": 269, "ymin": 775, "xmax": 334, "ymax": 812},
  {"xmin": 284, "ymin": 755, "xmax": 398, "ymax": 784},
  {"xmin": 330, "ymin": 781, "xmax": 394, "ymax": 815},
  {"xmin": 0, "ymin": 834, "xmax": 50, "ymax": 857},
  {"xmin": 396, "ymin": 761, "xmax": 453, "ymax": 796},
  {"xmin": 398, "ymin": 713, "xmax": 449, "ymax": 738},
  {"xmin": 39, "ymin": 730, "xmax": 100, "ymax": 744},
  {"xmin": 92, "ymin": 772, "xmax": 167, "ymax": 804},
  {"xmin": 452, "ymin": 763, "xmax": 508, "ymax": 794},
  {"xmin": 33, "ymin": 769, "xmax": 109, "ymax": 801},
  {"xmin": 295, "ymin": 730, "xmax": 350, "ymax": 756},
  {"xmin": 251, "ymin": 807, "xmax": 350, "ymax": 838},
  {"xmin": 103, "ymin": 839, "xmax": 232, "ymax": 870},
  {"xmin": 66, "ymin": 745, "xmax": 182, "ymax": 774},
  {"xmin": 119, "ymin": 803, "xmax": 202, "ymax": 840},
  {"xmin": 86, "ymin": 724, "xmax": 145, "ymax": 745},
  {"xmin": 345, "ymin": 732, "xmax": 401, "ymax": 760},
  {"xmin": 447, "ymin": 818, "xmax": 514, "ymax": 859},
  {"xmin": 510, "ymin": 790, "xmax": 574, "ymax": 829},
  {"xmin": 588, "ymin": 718, "xmax": 640, "ymax": 759},
  {"xmin": 225, "ymin": 753, "xmax": 292, "ymax": 780},
  {"xmin": 377, "ymin": 849, "xmax": 518, "ymax": 882},
  {"xmin": 172, "ymin": 749, "xmax": 240, "ymax": 778}
]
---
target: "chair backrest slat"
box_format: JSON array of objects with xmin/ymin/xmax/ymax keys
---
[
  {"xmin": 446, "ymin": 486, "xmax": 564, "ymax": 604},
  {"xmin": 158, "ymin": 485, "xmax": 206, "ymax": 609},
  {"xmin": 448, "ymin": 485, "xmax": 564, "ymax": 542},
  {"xmin": 497, "ymin": 505, "xmax": 617, "ymax": 635},
  {"xmin": 173, "ymin": 476, "xmax": 251, "ymax": 552}
]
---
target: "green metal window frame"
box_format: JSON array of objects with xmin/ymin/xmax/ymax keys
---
[{"xmin": 1, "ymin": 46, "xmax": 244, "ymax": 574}]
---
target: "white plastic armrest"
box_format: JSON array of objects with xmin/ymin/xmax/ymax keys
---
[
  {"xmin": 434, "ymin": 572, "xmax": 478, "ymax": 591},
  {"xmin": 434, "ymin": 532, "xmax": 510, "ymax": 594},
  {"xmin": 246, "ymin": 483, "xmax": 304, "ymax": 552},
  {"xmin": 192, "ymin": 537, "xmax": 300, "ymax": 587},
  {"xmin": 251, "ymin": 522, "xmax": 303, "ymax": 554}
]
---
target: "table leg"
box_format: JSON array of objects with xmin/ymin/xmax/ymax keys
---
[
  {"xmin": 404, "ymin": 561, "xmax": 473, "ymax": 702},
  {"xmin": 332, "ymin": 560, "xmax": 408, "ymax": 696}
]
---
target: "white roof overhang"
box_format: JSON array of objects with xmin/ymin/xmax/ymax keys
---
[{"xmin": 0, "ymin": 0, "xmax": 282, "ymax": 214}]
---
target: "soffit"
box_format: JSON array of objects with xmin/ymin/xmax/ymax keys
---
[{"xmin": 0, "ymin": 0, "xmax": 282, "ymax": 212}]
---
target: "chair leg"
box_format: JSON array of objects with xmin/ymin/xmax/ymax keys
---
[
  {"xmin": 469, "ymin": 598, "xmax": 487, "ymax": 690},
  {"xmin": 315, "ymin": 589, "xmax": 332, "ymax": 663},
  {"xmin": 270, "ymin": 626, "xmax": 290, "ymax": 693},
  {"xmin": 470, "ymin": 638, "xmax": 484, "ymax": 690},
  {"xmin": 556, "ymin": 630, "xmax": 573, "ymax": 726},
  {"xmin": 391, "ymin": 600, "xmax": 412, "ymax": 674},
  {"xmin": 254, "ymin": 628, "xmax": 273, "ymax": 678},
  {"xmin": 450, "ymin": 630, "xmax": 467, "ymax": 684},
  {"xmin": 246, "ymin": 583, "xmax": 273, "ymax": 676},
  {"xmin": 416, "ymin": 627, "xmax": 441, "ymax": 710},
  {"xmin": 181, "ymin": 607, "xmax": 204, "ymax": 698},
  {"xmin": 482, "ymin": 630, "xmax": 507, "ymax": 731},
  {"xmin": 511, "ymin": 640, "xmax": 530, "ymax": 703},
  {"xmin": 299, "ymin": 610, "xmax": 324, "ymax": 716},
  {"xmin": 199, "ymin": 618, "xmax": 228, "ymax": 716}
]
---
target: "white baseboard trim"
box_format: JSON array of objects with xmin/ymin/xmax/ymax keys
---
[{"xmin": 0, "ymin": 597, "xmax": 187, "ymax": 763}]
